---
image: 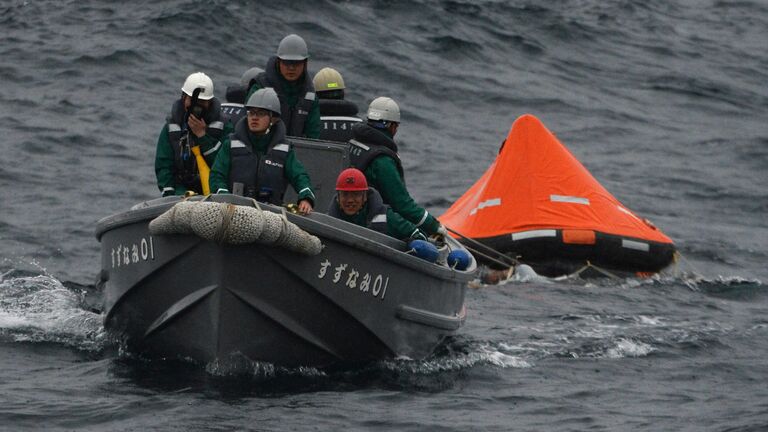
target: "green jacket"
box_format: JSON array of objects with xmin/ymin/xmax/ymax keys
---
[
  {"xmin": 349, "ymin": 123, "xmax": 441, "ymax": 236},
  {"xmin": 208, "ymin": 126, "xmax": 315, "ymax": 204},
  {"xmin": 154, "ymin": 122, "xmax": 230, "ymax": 195},
  {"xmin": 364, "ymin": 156, "xmax": 441, "ymax": 236},
  {"xmin": 329, "ymin": 190, "xmax": 427, "ymax": 241},
  {"xmin": 246, "ymin": 65, "xmax": 321, "ymax": 139}
]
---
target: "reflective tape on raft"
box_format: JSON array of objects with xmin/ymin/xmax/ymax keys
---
[
  {"xmin": 622, "ymin": 239, "xmax": 650, "ymax": 252},
  {"xmin": 469, "ymin": 198, "xmax": 501, "ymax": 215},
  {"xmin": 617, "ymin": 205, "xmax": 642, "ymax": 222},
  {"xmin": 511, "ymin": 229, "xmax": 557, "ymax": 241},
  {"xmin": 550, "ymin": 195, "xmax": 590, "ymax": 205}
]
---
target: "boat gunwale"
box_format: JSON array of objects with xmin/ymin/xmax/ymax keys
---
[{"xmin": 95, "ymin": 195, "xmax": 477, "ymax": 282}]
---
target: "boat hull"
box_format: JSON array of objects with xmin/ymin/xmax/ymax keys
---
[{"xmin": 97, "ymin": 196, "xmax": 473, "ymax": 366}]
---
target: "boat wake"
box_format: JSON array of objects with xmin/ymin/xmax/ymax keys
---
[
  {"xmin": 386, "ymin": 341, "xmax": 533, "ymax": 372},
  {"xmin": 486, "ymin": 266, "xmax": 764, "ymax": 293},
  {"xmin": 199, "ymin": 338, "xmax": 532, "ymax": 380},
  {"xmin": 0, "ymin": 270, "xmax": 105, "ymax": 352}
]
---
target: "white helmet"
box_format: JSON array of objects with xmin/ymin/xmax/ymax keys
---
[
  {"xmin": 181, "ymin": 72, "xmax": 214, "ymax": 100},
  {"xmin": 367, "ymin": 97, "xmax": 400, "ymax": 123}
]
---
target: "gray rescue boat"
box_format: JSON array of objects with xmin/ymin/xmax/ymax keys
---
[{"xmin": 95, "ymin": 139, "xmax": 476, "ymax": 367}]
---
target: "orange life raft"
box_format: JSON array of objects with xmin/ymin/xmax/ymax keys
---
[{"xmin": 439, "ymin": 114, "xmax": 676, "ymax": 276}]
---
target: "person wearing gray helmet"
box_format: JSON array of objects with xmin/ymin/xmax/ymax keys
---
[
  {"xmin": 240, "ymin": 66, "xmax": 264, "ymax": 90},
  {"xmin": 348, "ymin": 97, "xmax": 447, "ymax": 237},
  {"xmin": 246, "ymin": 34, "xmax": 321, "ymax": 139},
  {"xmin": 222, "ymin": 66, "xmax": 266, "ymax": 125},
  {"xmin": 209, "ymin": 88, "xmax": 315, "ymax": 215}
]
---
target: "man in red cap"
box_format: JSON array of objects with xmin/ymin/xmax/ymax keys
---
[{"xmin": 328, "ymin": 168, "xmax": 427, "ymax": 241}]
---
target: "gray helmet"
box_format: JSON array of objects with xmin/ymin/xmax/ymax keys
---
[
  {"xmin": 367, "ymin": 97, "xmax": 400, "ymax": 123},
  {"xmin": 277, "ymin": 34, "xmax": 308, "ymax": 61},
  {"xmin": 245, "ymin": 88, "xmax": 281, "ymax": 116},
  {"xmin": 240, "ymin": 66, "xmax": 264, "ymax": 87}
]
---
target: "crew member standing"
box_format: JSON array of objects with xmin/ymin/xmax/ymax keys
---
[{"xmin": 246, "ymin": 34, "xmax": 321, "ymax": 139}]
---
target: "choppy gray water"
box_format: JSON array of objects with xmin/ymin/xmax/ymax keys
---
[{"xmin": 1, "ymin": 0, "xmax": 767, "ymax": 430}]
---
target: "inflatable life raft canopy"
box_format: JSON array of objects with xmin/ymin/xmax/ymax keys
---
[{"xmin": 439, "ymin": 114, "xmax": 676, "ymax": 276}]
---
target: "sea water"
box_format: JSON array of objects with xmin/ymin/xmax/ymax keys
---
[{"xmin": 1, "ymin": 1, "xmax": 766, "ymax": 430}]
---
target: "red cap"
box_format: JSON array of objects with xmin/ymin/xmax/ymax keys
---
[{"xmin": 336, "ymin": 168, "xmax": 368, "ymax": 191}]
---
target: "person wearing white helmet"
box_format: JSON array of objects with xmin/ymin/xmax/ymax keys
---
[
  {"xmin": 245, "ymin": 34, "xmax": 321, "ymax": 139},
  {"xmin": 348, "ymin": 97, "xmax": 447, "ymax": 237},
  {"xmin": 312, "ymin": 67, "xmax": 362, "ymax": 142},
  {"xmin": 209, "ymin": 88, "xmax": 315, "ymax": 215},
  {"xmin": 155, "ymin": 72, "xmax": 229, "ymax": 196}
]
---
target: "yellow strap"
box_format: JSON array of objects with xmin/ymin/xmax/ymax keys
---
[{"xmin": 190, "ymin": 145, "xmax": 211, "ymax": 195}]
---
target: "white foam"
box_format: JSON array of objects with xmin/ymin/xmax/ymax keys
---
[
  {"xmin": 0, "ymin": 274, "xmax": 104, "ymax": 350},
  {"xmin": 636, "ymin": 315, "xmax": 663, "ymax": 326},
  {"xmin": 605, "ymin": 339, "xmax": 654, "ymax": 358},
  {"xmin": 0, "ymin": 310, "xmax": 30, "ymax": 328},
  {"xmin": 474, "ymin": 348, "xmax": 531, "ymax": 368}
]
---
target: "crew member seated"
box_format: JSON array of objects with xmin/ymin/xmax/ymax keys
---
[
  {"xmin": 313, "ymin": 67, "xmax": 362, "ymax": 142},
  {"xmin": 225, "ymin": 67, "xmax": 264, "ymax": 105},
  {"xmin": 221, "ymin": 67, "xmax": 265, "ymax": 127},
  {"xmin": 328, "ymin": 168, "xmax": 427, "ymax": 241},
  {"xmin": 209, "ymin": 87, "xmax": 315, "ymax": 215},
  {"xmin": 155, "ymin": 72, "xmax": 227, "ymax": 197}
]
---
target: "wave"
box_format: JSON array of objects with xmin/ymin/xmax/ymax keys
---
[
  {"xmin": 73, "ymin": 49, "xmax": 148, "ymax": 67},
  {"xmin": 0, "ymin": 272, "xmax": 105, "ymax": 352}
]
